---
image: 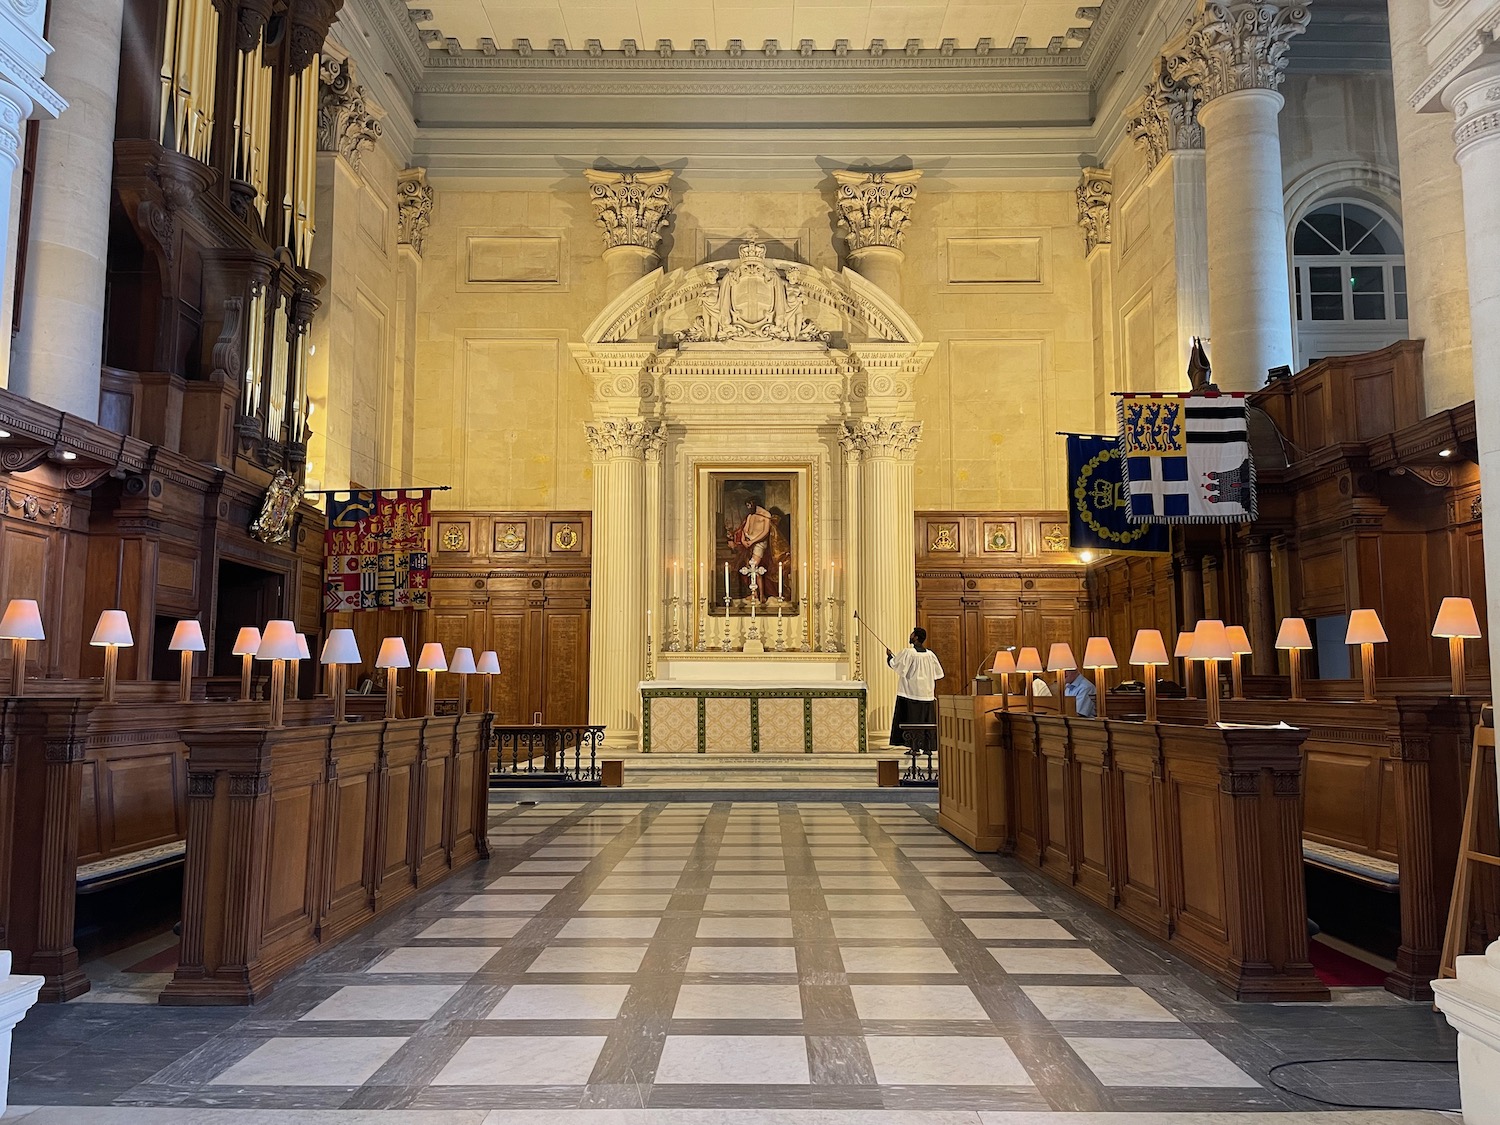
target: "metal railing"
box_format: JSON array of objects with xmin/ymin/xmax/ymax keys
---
[
  {"xmin": 491, "ymin": 724, "xmax": 605, "ymax": 785},
  {"xmin": 898, "ymin": 722, "xmax": 938, "ymax": 786}
]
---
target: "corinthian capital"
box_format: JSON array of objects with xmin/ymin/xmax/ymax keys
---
[
  {"xmin": 1126, "ymin": 52, "xmax": 1204, "ymax": 171},
  {"xmin": 832, "ymin": 169, "xmax": 922, "ymax": 253},
  {"xmin": 844, "ymin": 418, "xmax": 922, "ymax": 459},
  {"xmin": 396, "ymin": 168, "xmax": 434, "ymax": 256},
  {"xmin": 1075, "ymin": 168, "xmax": 1112, "ymax": 256},
  {"xmin": 583, "ymin": 169, "xmax": 675, "ymax": 252},
  {"xmin": 1167, "ymin": 2, "xmax": 1310, "ymax": 104},
  {"xmin": 585, "ymin": 418, "xmax": 659, "ymax": 458},
  {"xmin": 318, "ymin": 56, "xmax": 384, "ymax": 172}
]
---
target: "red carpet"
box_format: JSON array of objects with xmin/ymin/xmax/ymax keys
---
[
  {"xmin": 124, "ymin": 942, "xmax": 180, "ymax": 974},
  {"xmin": 1308, "ymin": 938, "xmax": 1389, "ymax": 987}
]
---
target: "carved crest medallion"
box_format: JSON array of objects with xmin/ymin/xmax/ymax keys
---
[{"xmin": 249, "ymin": 469, "xmax": 302, "ymax": 545}]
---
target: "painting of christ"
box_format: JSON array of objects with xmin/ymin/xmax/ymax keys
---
[{"xmin": 703, "ymin": 471, "xmax": 801, "ymax": 615}]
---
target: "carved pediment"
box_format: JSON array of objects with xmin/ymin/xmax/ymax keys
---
[{"xmin": 583, "ymin": 240, "xmax": 921, "ymax": 347}]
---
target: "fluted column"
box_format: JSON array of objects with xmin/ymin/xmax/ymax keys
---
[
  {"xmin": 584, "ymin": 170, "xmax": 675, "ymax": 302},
  {"xmin": 1127, "ymin": 48, "xmax": 1211, "ymax": 376},
  {"xmin": 849, "ymin": 419, "xmax": 921, "ymax": 745},
  {"xmin": 643, "ymin": 427, "xmax": 665, "ymax": 657},
  {"xmin": 9, "ymin": 0, "xmax": 124, "ymax": 421},
  {"xmin": 1439, "ymin": 60, "xmax": 1500, "ymax": 698},
  {"xmin": 833, "ymin": 170, "xmax": 921, "ymax": 304},
  {"xmin": 587, "ymin": 419, "xmax": 653, "ymax": 746},
  {"xmin": 1170, "ymin": 2, "xmax": 1309, "ymax": 391}
]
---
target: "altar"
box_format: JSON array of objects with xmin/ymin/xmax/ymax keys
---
[{"xmin": 640, "ymin": 677, "xmax": 867, "ymax": 754}]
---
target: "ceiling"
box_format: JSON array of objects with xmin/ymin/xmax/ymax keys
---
[{"xmin": 403, "ymin": 0, "xmax": 1098, "ymax": 55}]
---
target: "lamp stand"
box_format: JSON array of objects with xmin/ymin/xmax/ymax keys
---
[
  {"xmin": 1288, "ymin": 648, "xmax": 1303, "ymax": 701},
  {"xmin": 1093, "ymin": 669, "xmax": 1109, "ymax": 719},
  {"xmin": 483, "ymin": 674, "xmax": 493, "ymax": 714},
  {"xmin": 332, "ymin": 665, "xmax": 347, "ymax": 724},
  {"xmin": 1449, "ymin": 636, "xmax": 1467, "ymax": 697},
  {"xmin": 458, "ymin": 672, "xmax": 470, "ymax": 716},
  {"xmin": 1024, "ymin": 677, "xmax": 1035, "ymax": 713},
  {"xmin": 178, "ymin": 650, "xmax": 193, "ymax": 703},
  {"xmin": 425, "ymin": 669, "xmax": 437, "ymax": 717},
  {"xmin": 386, "ymin": 667, "xmax": 399, "ymax": 719},
  {"xmin": 241, "ymin": 653, "xmax": 254, "ymax": 701},
  {"xmin": 1144, "ymin": 664, "xmax": 1158, "ymax": 723},
  {"xmin": 269, "ymin": 660, "xmax": 286, "ymax": 728},
  {"xmin": 1360, "ymin": 641, "xmax": 1377, "ymax": 703},
  {"xmin": 1204, "ymin": 659, "xmax": 1221, "ymax": 726},
  {"xmin": 1182, "ymin": 655, "xmax": 1195, "ymax": 700},
  {"xmin": 1230, "ymin": 652, "xmax": 1244, "ymax": 700},
  {"xmin": 8, "ymin": 638, "xmax": 26, "ymax": 697},
  {"xmin": 102, "ymin": 644, "xmax": 119, "ymax": 704},
  {"xmin": 286, "ymin": 658, "xmax": 299, "ymax": 701},
  {"xmin": 1055, "ymin": 671, "xmax": 1068, "ymax": 716},
  {"xmin": 998, "ymin": 673, "xmax": 1009, "ymax": 712}
]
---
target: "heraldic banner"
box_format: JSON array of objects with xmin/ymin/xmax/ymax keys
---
[
  {"xmin": 324, "ymin": 490, "xmax": 433, "ymax": 612},
  {"xmin": 1116, "ymin": 392, "xmax": 1257, "ymax": 524},
  {"xmin": 1067, "ymin": 434, "xmax": 1170, "ymax": 553}
]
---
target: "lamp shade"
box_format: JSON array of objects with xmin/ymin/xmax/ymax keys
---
[
  {"xmin": 450, "ymin": 646, "xmax": 477, "ymax": 675},
  {"xmin": 321, "ymin": 628, "xmax": 361, "ymax": 665},
  {"xmin": 375, "ymin": 637, "xmax": 410, "ymax": 669},
  {"xmin": 1046, "ymin": 642, "xmax": 1077, "ymax": 672},
  {"xmin": 257, "ymin": 620, "xmax": 302, "ymax": 661},
  {"xmin": 476, "ymin": 650, "xmax": 501, "ymax": 675},
  {"xmin": 1432, "ymin": 596, "xmax": 1482, "ymax": 639},
  {"xmin": 416, "ymin": 642, "xmax": 447, "ymax": 672},
  {"xmin": 1275, "ymin": 617, "xmax": 1312, "ymax": 650},
  {"xmin": 1174, "ymin": 629, "xmax": 1196, "ymax": 659},
  {"xmin": 1345, "ymin": 609, "xmax": 1388, "ymax": 646},
  {"xmin": 1192, "ymin": 620, "xmax": 1233, "ymax": 661},
  {"xmin": 1015, "ymin": 646, "xmax": 1044, "ymax": 674},
  {"xmin": 1130, "ymin": 629, "xmax": 1170, "ymax": 666},
  {"xmin": 991, "ymin": 649, "xmax": 1017, "ymax": 676},
  {"xmin": 232, "ymin": 626, "xmax": 261, "ymax": 656},
  {"xmin": 90, "ymin": 610, "xmax": 134, "ymax": 648},
  {"xmin": 1226, "ymin": 625, "xmax": 1252, "ymax": 655},
  {"xmin": 1082, "ymin": 637, "xmax": 1117, "ymax": 669},
  {"xmin": 168, "ymin": 620, "xmax": 206, "ymax": 652},
  {"xmin": 295, "ymin": 633, "xmax": 311, "ymax": 660},
  {"xmin": 0, "ymin": 599, "xmax": 44, "ymax": 641}
]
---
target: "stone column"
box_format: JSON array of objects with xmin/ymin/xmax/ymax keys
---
[
  {"xmin": 643, "ymin": 427, "xmax": 665, "ymax": 659},
  {"xmin": 1438, "ymin": 60, "xmax": 1500, "ymax": 695},
  {"xmin": 1170, "ymin": 2, "xmax": 1309, "ymax": 392},
  {"xmin": 833, "ymin": 170, "xmax": 921, "ymax": 303},
  {"xmin": 1385, "ymin": 0, "xmax": 1473, "ymax": 414},
  {"xmin": 1127, "ymin": 49, "xmax": 1211, "ymax": 377},
  {"xmin": 584, "ymin": 170, "xmax": 674, "ymax": 302},
  {"xmin": 306, "ymin": 55, "xmax": 383, "ymax": 493},
  {"xmin": 586, "ymin": 419, "xmax": 653, "ymax": 746},
  {"xmin": 9, "ymin": 0, "xmax": 125, "ymax": 422},
  {"xmin": 849, "ymin": 418, "xmax": 921, "ymax": 745}
]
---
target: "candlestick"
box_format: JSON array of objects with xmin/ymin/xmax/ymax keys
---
[
  {"xmin": 698, "ymin": 597, "xmax": 710, "ymax": 651},
  {"xmin": 775, "ymin": 607, "xmax": 786, "ymax": 652},
  {"xmin": 721, "ymin": 595, "xmax": 733, "ymax": 651},
  {"xmin": 724, "ymin": 561, "xmax": 730, "ymax": 600}
]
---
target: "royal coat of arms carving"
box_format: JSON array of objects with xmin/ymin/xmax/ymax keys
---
[
  {"xmin": 249, "ymin": 469, "xmax": 302, "ymax": 545},
  {"xmin": 678, "ymin": 241, "xmax": 830, "ymax": 345}
]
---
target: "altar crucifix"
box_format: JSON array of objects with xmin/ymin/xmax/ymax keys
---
[{"xmin": 740, "ymin": 561, "xmax": 767, "ymax": 606}]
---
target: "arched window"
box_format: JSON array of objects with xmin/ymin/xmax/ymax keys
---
[{"xmin": 1291, "ymin": 200, "xmax": 1408, "ymax": 369}]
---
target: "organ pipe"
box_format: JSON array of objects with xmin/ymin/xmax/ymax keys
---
[
  {"xmin": 283, "ymin": 60, "xmax": 319, "ymax": 267},
  {"xmin": 233, "ymin": 40, "xmax": 272, "ymax": 218},
  {"xmin": 158, "ymin": 0, "xmax": 220, "ymax": 162}
]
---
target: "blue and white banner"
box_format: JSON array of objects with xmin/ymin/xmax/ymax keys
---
[
  {"xmin": 1116, "ymin": 392, "xmax": 1256, "ymax": 524},
  {"xmin": 1066, "ymin": 435, "xmax": 1171, "ymax": 553}
]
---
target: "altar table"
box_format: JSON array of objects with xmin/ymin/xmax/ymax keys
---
[{"xmin": 639, "ymin": 681, "xmax": 867, "ymax": 753}]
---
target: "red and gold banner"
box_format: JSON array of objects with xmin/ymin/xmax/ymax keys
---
[{"xmin": 323, "ymin": 490, "xmax": 432, "ymax": 612}]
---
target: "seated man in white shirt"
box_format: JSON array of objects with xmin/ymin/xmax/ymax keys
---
[{"xmin": 886, "ymin": 627, "xmax": 944, "ymax": 748}]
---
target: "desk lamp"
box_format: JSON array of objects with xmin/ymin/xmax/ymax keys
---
[
  {"xmin": 1016, "ymin": 647, "xmax": 1044, "ymax": 713},
  {"xmin": 1047, "ymin": 642, "xmax": 1077, "ymax": 713},
  {"xmin": 450, "ymin": 647, "xmax": 477, "ymax": 716},
  {"xmin": 233, "ymin": 627, "xmax": 261, "ymax": 701},
  {"xmin": 321, "ymin": 629, "xmax": 361, "ymax": 722},
  {"xmin": 417, "ymin": 642, "xmax": 447, "ymax": 717},
  {"xmin": 1275, "ymin": 617, "xmax": 1312, "ymax": 701},
  {"xmin": 1175, "ymin": 628, "xmax": 1197, "ymax": 699},
  {"xmin": 477, "ymin": 650, "xmax": 501, "ymax": 712},
  {"xmin": 168, "ymin": 619, "xmax": 206, "ymax": 703},
  {"xmin": 1130, "ymin": 629, "xmax": 1169, "ymax": 722},
  {"xmin": 375, "ymin": 637, "xmax": 410, "ymax": 719},
  {"xmin": 90, "ymin": 610, "xmax": 134, "ymax": 704},
  {"xmin": 1345, "ymin": 609, "xmax": 1387, "ymax": 703},
  {"xmin": 1432, "ymin": 597, "xmax": 1482, "ymax": 696},
  {"xmin": 0, "ymin": 599, "xmax": 44, "ymax": 697},
  {"xmin": 1226, "ymin": 625, "xmax": 1252, "ymax": 700},
  {"xmin": 1192, "ymin": 619, "xmax": 1232, "ymax": 726},
  {"xmin": 256, "ymin": 620, "xmax": 301, "ymax": 728},
  {"xmin": 991, "ymin": 649, "xmax": 1017, "ymax": 711}
]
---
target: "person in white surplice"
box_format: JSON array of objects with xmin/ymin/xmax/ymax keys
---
[{"xmin": 886, "ymin": 627, "xmax": 944, "ymax": 748}]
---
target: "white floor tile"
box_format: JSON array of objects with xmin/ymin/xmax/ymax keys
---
[
  {"xmin": 527, "ymin": 946, "xmax": 648, "ymax": 974},
  {"xmin": 696, "ymin": 917, "xmax": 795, "ymax": 939},
  {"xmin": 850, "ymin": 984, "xmax": 989, "ymax": 1021},
  {"xmin": 431, "ymin": 1035, "xmax": 607, "ymax": 1085},
  {"xmin": 990, "ymin": 948, "xmax": 1119, "ymax": 976},
  {"xmin": 673, "ymin": 983, "xmax": 803, "ymax": 1019},
  {"xmin": 558, "ymin": 917, "xmax": 662, "ymax": 939},
  {"xmin": 655, "ymin": 1035, "xmax": 810, "ymax": 1084},
  {"xmin": 366, "ymin": 947, "xmax": 499, "ymax": 975},
  {"xmin": 840, "ymin": 946, "xmax": 957, "ymax": 974},
  {"xmin": 210, "ymin": 1036, "xmax": 406, "ymax": 1086},
  {"xmin": 1022, "ymin": 984, "xmax": 1178, "ymax": 1022},
  {"xmin": 865, "ymin": 1034, "xmax": 1033, "ymax": 1085},
  {"xmin": 300, "ymin": 985, "xmax": 460, "ymax": 1021},
  {"xmin": 1067, "ymin": 1036, "xmax": 1261, "ymax": 1087},
  {"xmin": 686, "ymin": 945, "xmax": 799, "ymax": 974},
  {"xmin": 488, "ymin": 984, "xmax": 631, "ymax": 1020}
]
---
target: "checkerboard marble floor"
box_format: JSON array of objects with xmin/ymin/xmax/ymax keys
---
[{"xmin": 5, "ymin": 801, "xmax": 1459, "ymax": 1123}]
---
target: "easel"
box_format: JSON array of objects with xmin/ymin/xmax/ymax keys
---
[{"xmin": 1439, "ymin": 705, "xmax": 1498, "ymax": 981}]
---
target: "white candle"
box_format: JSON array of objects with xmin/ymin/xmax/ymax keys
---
[
  {"xmin": 724, "ymin": 561, "xmax": 730, "ymax": 599},
  {"xmin": 778, "ymin": 563, "xmax": 783, "ymax": 599},
  {"xmin": 803, "ymin": 563, "xmax": 808, "ymax": 606},
  {"xmin": 647, "ymin": 608, "xmax": 651, "ymax": 637}
]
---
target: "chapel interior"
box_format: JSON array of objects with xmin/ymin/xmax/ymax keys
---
[{"xmin": 0, "ymin": 0, "xmax": 1494, "ymax": 1119}]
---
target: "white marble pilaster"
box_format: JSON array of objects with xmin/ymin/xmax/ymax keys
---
[
  {"xmin": 850, "ymin": 418, "xmax": 920, "ymax": 744},
  {"xmin": 9, "ymin": 0, "xmax": 121, "ymax": 421},
  {"xmin": 643, "ymin": 427, "xmax": 666, "ymax": 657},
  {"xmin": 0, "ymin": 952, "xmax": 41, "ymax": 1111},
  {"xmin": 1169, "ymin": 148, "xmax": 1211, "ymax": 375},
  {"xmin": 587, "ymin": 418, "xmax": 653, "ymax": 745}
]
